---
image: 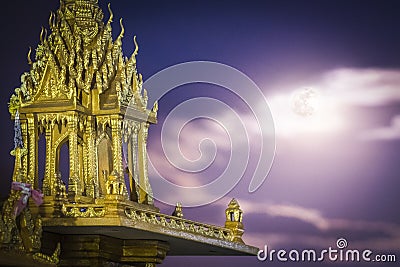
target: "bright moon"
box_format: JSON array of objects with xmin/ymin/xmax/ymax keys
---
[
  {"xmin": 291, "ymin": 88, "xmax": 319, "ymax": 116},
  {"xmin": 268, "ymin": 86, "xmax": 347, "ymax": 138}
]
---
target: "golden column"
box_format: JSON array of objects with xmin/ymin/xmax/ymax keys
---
[
  {"xmin": 68, "ymin": 113, "xmax": 79, "ymax": 180},
  {"xmin": 138, "ymin": 122, "xmax": 152, "ymax": 204},
  {"xmin": 43, "ymin": 121, "xmax": 54, "ymax": 196},
  {"xmin": 85, "ymin": 116, "xmax": 97, "ymax": 198},
  {"xmin": 111, "ymin": 115, "xmax": 124, "ymax": 179},
  {"xmin": 26, "ymin": 114, "xmax": 37, "ymax": 187}
]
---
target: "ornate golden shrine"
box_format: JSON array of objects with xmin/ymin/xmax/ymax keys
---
[
  {"xmin": 1, "ymin": 0, "xmax": 258, "ymax": 266},
  {"xmin": 8, "ymin": 0, "xmax": 155, "ymax": 205}
]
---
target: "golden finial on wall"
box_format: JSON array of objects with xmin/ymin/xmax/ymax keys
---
[{"xmin": 225, "ymin": 198, "xmax": 244, "ymax": 243}]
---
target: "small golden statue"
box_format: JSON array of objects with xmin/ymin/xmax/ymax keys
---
[{"xmin": 172, "ymin": 202, "xmax": 184, "ymax": 218}]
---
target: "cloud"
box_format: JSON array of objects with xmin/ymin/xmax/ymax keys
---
[
  {"xmin": 146, "ymin": 67, "xmax": 400, "ymax": 205},
  {"xmin": 262, "ymin": 203, "xmax": 330, "ymax": 230},
  {"xmin": 266, "ymin": 68, "xmax": 400, "ymax": 138},
  {"xmin": 360, "ymin": 115, "xmax": 400, "ymax": 141},
  {"xmin": 147, "ymin": 107, "xmax": 270, "ymax": 203},
  {"xmin": 267, "ymin": 92, "xmax": 346, "ymax": 137},
  {"xmin": 236, "ymin": 200, "xmax": 330, "ymax": 231},
  {"xmin": 320, "ymin": 68, "xmax": 400, "ymax": 141},
  {"xmin": 150, "ymin": 67, "xmax": 400, "ymax": 143},
  {"xmin": 321, "ymin": 68, "xmax": 400, "ymax": 107}
]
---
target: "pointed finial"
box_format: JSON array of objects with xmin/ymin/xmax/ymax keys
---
[
  {"xmin": 107, "ymin": 3, "xmax": 113, "ymax": 24},
  {"xmin": 133, "ymin": 35, "xmax": 139, "ymax": 56},
  {"xmin": 49, "ymin": 12, "xmax": 54, "ymax": 30},
  {"xmin": 40, "ymin": 27, "xmax": 45, "ymax": 43},
  {"xmin": 152, "ymin": 101, "xmax": 158, "ymax": 113},
  {"xmin": 118, "ymin": 18, "xmax": 125, "ymax": 39},
  {"xmin": 27, "ymin": 47, "xmax": 32, "ymax": 65}
]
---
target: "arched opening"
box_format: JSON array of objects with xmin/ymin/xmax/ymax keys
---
[
  {"xmin": 97, "ymin": 136, "xmax": 112, "ymax": 196},
  {"xmin": 124, "ymin": 140, "xmax": 138, "ymax": 202},
  {"xmin": 230, "ymin": 212, "xmax": 235, "ymax": 222},
  {"xmin": 122, "ymin": 141, "xmax": 131, "ymax": 198},
  {"xmin": 38, "ymin": 133, "xmax": 46, "ymax": 190},
  {"xmin": 57, "ymin": 140, "xmax": 70, "ymax": 191}
]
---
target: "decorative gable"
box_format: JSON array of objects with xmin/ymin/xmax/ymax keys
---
[{"xmin": 9, "ymin": 1, "xmax": 154, "ymax": 115}]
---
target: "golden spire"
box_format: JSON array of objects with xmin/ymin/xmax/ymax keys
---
[{"xmin": 225, "ymin": 198, "xmax": 245, "ymax": 243}]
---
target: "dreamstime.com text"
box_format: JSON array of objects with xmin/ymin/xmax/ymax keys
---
[{"xmin": 257, "ymin": 238, "xmax": 397, "ymax": 263}]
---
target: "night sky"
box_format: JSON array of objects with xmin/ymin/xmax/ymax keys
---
[{"xmin": 0, "ymin": 0, "xmax": 399, "ymax": 266}]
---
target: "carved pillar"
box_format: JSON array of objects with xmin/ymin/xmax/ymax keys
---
[
  {"xmin": 43, "ymin": 121, "xmax": 54, "ymax": 196},
  {"xmin": 82, "ymin": 139, "xmax": 88, "ymax": 194},
  {"xmin": 128, "ymin": 122, "xmax": 139, "ymax": 202},
  {"xmin": 138, "ymin": 122, "xmax": 153, "ymax": 204},
  {"xmin": 68, "ymin": 113, "xmax": 80, "ymax": 192},
  {"xmin": 82, "ymin": 125, "xmax": 88, "ymax": 196},
  {"xmin": 20, "ymin": 119, "xmax": 28, "ymax": 180},
  {"xmin": 111, "ymin": 115, "xmax": 123, "ymax": 178},
  {"xmin": 86, "ymin": 116, "xmax": 97, "ymax": 198},
  {"xmin": 27, "ymin": 114, "xmax": 38, "ymax": 187}
]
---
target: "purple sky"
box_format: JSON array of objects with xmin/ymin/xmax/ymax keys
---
[{"xmin": 0, "ymin": 0, "xmax": 399, "ymax": 266}]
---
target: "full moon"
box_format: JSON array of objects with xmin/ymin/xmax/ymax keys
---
[{"xmin": 290, "ymin": 88, "xmax": 319, "ymax": 116}]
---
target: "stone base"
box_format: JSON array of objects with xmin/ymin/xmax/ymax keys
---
[{"xmin": 41, "ymin": 232, "xmax": 169, "ymax": 267}]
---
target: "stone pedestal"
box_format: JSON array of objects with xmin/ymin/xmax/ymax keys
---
[{"xmin": 42, "ymin": 234, "xmax": 169, "ymax": 267}]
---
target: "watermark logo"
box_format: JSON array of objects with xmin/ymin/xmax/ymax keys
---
[
  {"xmin": 126, "ymin": 61, "xmax": 276, "ymax": 207},
  {"xmin": 257, "ymin": 238, "xmax": 397, "ymax": 263},
  {"xmin": 336, "ymin": 237, "xmax": 348, "ymax": 249}
]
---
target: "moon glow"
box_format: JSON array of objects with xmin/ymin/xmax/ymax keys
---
[{"xmin": 291, "ymin": 88, "xmax": 319, "ymax": 116}]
